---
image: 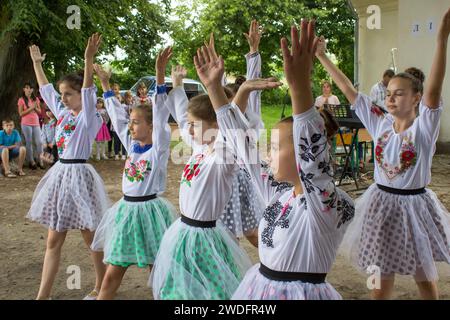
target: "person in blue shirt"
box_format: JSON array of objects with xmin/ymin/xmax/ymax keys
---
[{"xmin": 0, "ymin": 119, "xmax": 26, "ymax": 177}]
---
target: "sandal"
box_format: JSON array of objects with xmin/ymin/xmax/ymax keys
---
[
  {"xmin": 18, "ymin": 171, "xmax": 26, "ymax": 176},
  {"xmin": 83, "ymin": 289, "xmax": 99, "ymax": 300},
  {"xmin": 5, "ymin": 171, "xmax": 17, "ymax": 178}
]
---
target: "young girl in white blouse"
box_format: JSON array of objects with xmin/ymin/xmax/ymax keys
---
[
  {"xmin": 149, "ymin": 40, "xmax": 283, "ymax": 299},
  {"xmin": 185, "ymin": 21, "xmax": 354, "ymax": 300},
  {"xmin": 91, "ymin": 48, "xmax": 177, "ymax": 300},
  {"xmin": 211, "ymin": 21, "xmax": 266, "ymax": 246},
  {"xmin": 28, "ymin": 34, "xmax": 110, "ymax": 300},
  {"xmin": 319, "ymin": 8, "xmax": 450, "ymax": 299}
]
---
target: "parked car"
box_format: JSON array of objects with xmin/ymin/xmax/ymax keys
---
[
  {"xmin": 122, "ymin": 76, "xmax": 206, "ymax": 100},
  {"xmin": 120, "ymin": 76, "xmax": 206, "ymax": 124}
]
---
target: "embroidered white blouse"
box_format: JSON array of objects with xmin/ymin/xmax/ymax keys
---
[
  {"xmin": 216, "ymin": 104, "xmax": 355, "ymax": 273},
  {"xmin": 352, "ymin": 93, "xmax": 443, "ymax": 189},
  {"xmin": 103, "ymin": 87, "xmax": 172, "ymax": 197},
  {"xmin": 39, "ymin": 84, "xmax": 102, "ymax": 159}
]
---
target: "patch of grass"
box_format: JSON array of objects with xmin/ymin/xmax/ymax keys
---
[{"xmin": 261, "ymin": 103, "xmax": 292, "ymax": 131}]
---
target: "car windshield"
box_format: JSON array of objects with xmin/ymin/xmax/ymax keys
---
[
  {"xmin": 130, "ymin": 78, "xmax": 155, "ymax": 95},
  {"xmin": 128, "ymin": 77, "xmax": 206, "ymax": 97}
]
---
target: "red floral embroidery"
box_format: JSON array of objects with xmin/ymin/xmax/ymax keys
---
[
  {"xmin": 181, "ymin": 154, "xmax": 205, "ymax": 187},
  {"xmin": 376, "ymin": 131, "xmax": 417, "ymax": 179},
  {"xmin": 402, "ymin": 150, "xmax": 415, "ymax": 162},
  {"xmin": 55, "ymin": 116, "xmax": 76, "ymax": 156},
  {"xmin": 370, "ymin": 105, "xmax": 384, "ymax": 117},
  {"xmin": 56, "ymin": 136, "xmax": 65, "ymax": 154}
]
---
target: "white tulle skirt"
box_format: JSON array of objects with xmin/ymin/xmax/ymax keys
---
[
  {"xmin": 219, "ymin": 167, "xmax": 264, "ymax": 238},
  {"xmin": 91, "ymin": 196, "xmax": 177, "ymax": 267},
  {"xmin": 26, "ymin": 161, "xmax": 110, "ymax": 232},
  {"xmin": 149, "ymin": 218, "xmax": 252, "ymax": 300},
  {"xmin": 340, "ymin": 183, "xmax": 450, "ymax": 281},
  {"xmin": 232, "ymin": 264, "xmax": 342, "ymax": 300}
]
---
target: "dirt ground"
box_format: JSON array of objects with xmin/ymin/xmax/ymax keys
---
[{"xmin": 1, "ymin": 155, "xmax": 450, "ymax": 300}]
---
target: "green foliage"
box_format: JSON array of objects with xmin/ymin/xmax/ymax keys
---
[
  {"xmin": 1, "ymin": 0, "xmax": 355, "ymax": 98},
  {"xmin": 170, "ymin": 0, "xmax": 355, "ymax": 103},
  {"xmin": 1, "ymin": 0, "xmax": 171, "ymax": 82}
]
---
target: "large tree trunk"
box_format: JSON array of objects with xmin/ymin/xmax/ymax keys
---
[{"xmin": 0, "ymin": 32, "xmax": 35, "ymax": 125}]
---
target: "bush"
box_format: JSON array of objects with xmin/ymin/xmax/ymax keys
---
[{"xmin": 261, "ymin": 87, "xmax": 290, "ymax": 106}]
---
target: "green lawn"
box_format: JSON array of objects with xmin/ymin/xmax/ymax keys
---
[
  {"xmin": 261, "ymin": 104, "xmax": 292, "ymax": 131},
  {"xmin": 167, "ymin": 103, "xmax": 291, "ymax": 149}
]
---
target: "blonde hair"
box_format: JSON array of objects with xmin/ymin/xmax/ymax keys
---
[
  {"xmin": 131, "ymin": 103, "xmax": 153, "ymax": 125},
  {"xmin": 124, "ymin": 91, "xmax": 133, "ymax": 99},
  {"xmin": 188, "ymin": 94, "xmax": 216, "ymax": 123}
]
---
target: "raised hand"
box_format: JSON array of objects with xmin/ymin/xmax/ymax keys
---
[
  {"xmin": 171, "ymin": 65, "xmax": 187, "ymax": 88},
  {"xmin": 84, "ymin": 33, "xmax": 102, "ymax": 88},
  {"xmin": 156, "ymin": 47, "xmax": 173, "ymax": 85},
  {"xmin": 207, "ymin": 33, "xmax": 219, "ymax": 61},
  {"xmin": 233, "ymin": 77, "xmax": 282, "ymax": 113},
  {"xmin": 194, "ymin": 45, "xmax": 224, "ymax": 89},
  {"xmin": 30, "ymin": 45, "xmax": 50, "ymax": 87},
  {"xmin": 85, "ymin": 33, "xmax": 103, "ymax": 60},
  {"xmin": 315, "ymin": 36, "xmax": 327, "ymax": 58},
  {"xmin": 438, "ymin": 7, "xmax": 450, "ymax": 42},
  {"xmin": 281, "ymin": 19, "xmax": 319, "ymax": 113},
  {"xmin": 281, "ymin": 20, "xmax": 318, "ymax": 88},
  {"xmin": 240, "ymin": 78, "xmax": 282, "ymax": 92},
  {"xmin": 93, "ymin": 64, "xmax": 112, "ymax": 88},
  {"xmin": 29, "ymin": 45, "xmax": 46, "ymax": 64},
  {"xmin": 244, "ymin": 20, "xmax": 263, "ymax": 54},
  {"xmin": 424, "ymin": 7, "xmax": 450, "ymax": 108}
]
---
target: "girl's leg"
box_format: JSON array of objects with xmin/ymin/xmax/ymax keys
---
[
  {"xmin": 371, "ymin": 275, "xmax": 395, "ymax": 300},
  {"xmin": 97, "ymin": 265, "xmax": 128, "ymax": 300},
  {"xmin": 101, "ymin": 142, "xmax": 108, "ymax": 159},
  {"xmin": 107, "ymin": 122, "xmax": 113, "ymax": 156},
  {"xmin": 114, "ymin": 133, "xmax": 121, "ymax": 157},
  {"xmin": 80, "ymin": 230, "xmax": 106, "ymax": 293},
  {"xmin": 36, "ymin": 229, "xmax": 68, "ymax": 300},
  {"xmin": 244, "ymin": 229, "xmax": 259, "ymax": 248},
  {"xmin": 21, "ymin": 125, "xmax": 35, "ymax": 165},
  {"xmin": 108, "ymin": 140, "xmax": 113, "ymax": 156},
  {"xmin": 95, "ymin": 141, "xmax": 101, "ymax": 160},
  {"xmin": 32, "ymin": 126, "xmax": 44, "ymax": 166},
  {"xmin": 120, "ymin": 141, "xmax": 126, "ymax": 159},
  {"xmin": 414, "ymin": 268, "xmax": 439, "ymax": 300}
]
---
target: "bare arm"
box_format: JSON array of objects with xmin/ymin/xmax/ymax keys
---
[
  {"xmin": 18, "ymin": 102, "xmax": 36, "ymax": 117},
  {"xmin": 156, "ymin": 47, "xmax": 173, "ymax": 86},
  {"xmin": 233, "ymin": 78, "xmax": 282, "ymax": 113},
  {"xmin": 35, "ymin": 99, "xmax": 41, "ymax": 114},
  {"xmin": 281, "ymin": 20, "xmax": 318, "ymax": 115},
  {"xmin": 83, "ymin": 33, "xmax": 102, "ymax": 89},
  {"xmin": 424, "ymin": 8, "xmax": 450, "ymax": 109},
  {"xmin": 29, "ymin": 46, "xmax": 49, "ymax": 88},
  {"xmin": 315, "ymin": 36, "xmax": 358, "ymax": 105}
]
